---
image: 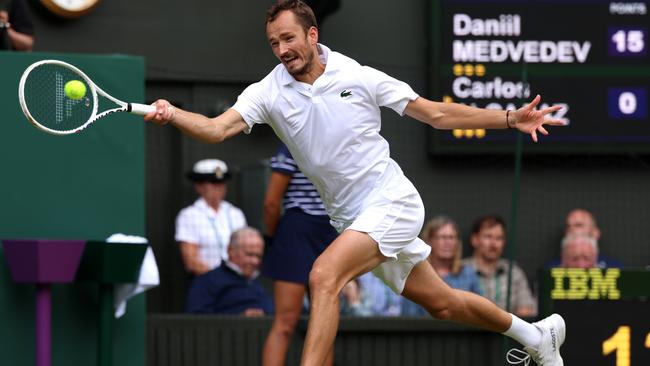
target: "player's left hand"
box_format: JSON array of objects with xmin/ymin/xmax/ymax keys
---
[{"xmin": 511, "ymin": 95, "xmax": 567, "ymax": 142}]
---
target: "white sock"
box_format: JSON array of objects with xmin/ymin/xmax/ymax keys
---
[{"xmin": 502, "ymin": 314, "xmax": 542, "ymax": 348}]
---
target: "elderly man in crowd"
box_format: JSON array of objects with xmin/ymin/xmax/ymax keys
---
[{"xmin": 185, "ymin": 227, "xmax": 273, "ymax": 316}]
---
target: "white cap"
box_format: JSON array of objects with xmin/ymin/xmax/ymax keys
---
[{"xmin": 187, "ymin": 159, "xmax": 231, "ymax": 182}]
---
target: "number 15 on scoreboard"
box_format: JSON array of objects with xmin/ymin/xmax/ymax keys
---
[{"xmin": 609, "ymin": 28, "xmax": 647, "ymax": 56}]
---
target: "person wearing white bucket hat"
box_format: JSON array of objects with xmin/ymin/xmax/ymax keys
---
[{"xmin": 175, "ymin": 158, "xmax": 247, "ymax": 275}]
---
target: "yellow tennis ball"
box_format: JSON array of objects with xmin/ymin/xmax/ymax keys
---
[{"xmin": 64, "ymin": 80, "xmax": 86, "ymax": 100}]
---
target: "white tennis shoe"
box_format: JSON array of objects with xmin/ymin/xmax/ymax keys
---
[{"xmin": 507, "ymin": 313, "xmax": 566, "ymax": 366}]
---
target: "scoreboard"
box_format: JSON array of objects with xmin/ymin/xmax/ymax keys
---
[
  {"xmin": 429, "ymin": 0, "xmax": 650, "ymax": 154},
  {"xmin": 539, "ymin": 268, "xmax": 650, "ymax": 366}
]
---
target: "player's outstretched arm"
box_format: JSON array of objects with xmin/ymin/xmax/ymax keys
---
[
  {"xmin": 144, "ymin": 99, "xmax": 249, "ymax": 144},
  {"xmin": 404, "ymin": 94, "xmax": 566, "ymax": 142}
]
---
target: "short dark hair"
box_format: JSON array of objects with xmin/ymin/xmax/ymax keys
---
[
  {"xmin": 266, "ymin": 0, "xmax": 318, "ymax": 34},
  {"xmin": 471, "ymin": 214, "xmax": 507, "ymax": 235}
]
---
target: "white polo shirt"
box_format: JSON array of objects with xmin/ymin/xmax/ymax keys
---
[{"xmin": 232, "ymin": 44, "xmax": 419, "ymax": 224}]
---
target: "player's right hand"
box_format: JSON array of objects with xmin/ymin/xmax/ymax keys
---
[{"xmin": 145, "ymin": 99, "xmax": 176, "ymax": 125}]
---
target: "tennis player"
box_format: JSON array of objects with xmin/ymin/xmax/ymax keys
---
[{"xmin": 146, "ymin": 1, "xmax": 567, "ymax": 365}]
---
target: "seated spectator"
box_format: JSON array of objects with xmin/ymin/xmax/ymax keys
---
[
  {"xmin": 352, "ymin": 272, "xmax": 403, "ymax": 316},
  {"xmin": 339, "ymin": 279, "xmax": 366, "ymax": 316},
  {"xmin": 546, "ymin": 208, "xmax": 622, "ymax": 268},
  {"xmin": 461, "ymin": 214, "xmax": 537, "ymax": 317},
  {"xmin": 185, "ymin": 227, "xmax": 273, "ymax": 316},
  {"xmin": 402, "ymin": 216, "xmax": 483, "ymax": 316},
  {"xmin": 561, "ymin": 233, "xmax": 599, "ymax": 268},
  {"xmin": 308, "ymin": 279, "xmax": 367, "ymax": 316},
  {"xmin": 338, "ymin": 273, "xmax": 402, "ymax": 317},
  {"xmin": 175, "ymin": 158, "xmax": 247, "ymax": 276},
  {"xmin": 565, "ymin": 208, "xmax": 601, "ymax": 240}
]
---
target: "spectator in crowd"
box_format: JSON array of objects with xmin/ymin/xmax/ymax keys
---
[
  {"xmin": 424, "ymin": 216, "xmax": 483, "ymax": 293},
  {"xmin": 560, "ymin": 233, "xmax": 599, "ymax": 268},
  {"xmin": 175, "ymin": 159, "xmax": 247, "ymax": 275},
  {"xmin": 402, "ymin": 216, "xmax": 483, "ymax": 316},
  {"xmin": 565, "ymin": 208, "xmax": 600, "ymax": 240},
  {"xmin": 0, "ymin": 0, "xmax": 34, "ymax": 51},
  {"xmin": 185, "ymin": 227, "xmax": 273, "ymax": 315},
  {"xmin": 546, "ymin": 208, "xmax": 621, "ymax": 268},
  {"xmin": 462, "ymin": 214, "xmax": 537, "ymax": 317},
  {"xmin": 262, "ymin": 144, "xmax": 338, "ymax": 366},
  {"xmin": 339, "ymin": 279, "xmax": 366, "ymax": 315},
  {"xmin": 351, "ymin": 271, "xmax": 403, "ymax": 316}
]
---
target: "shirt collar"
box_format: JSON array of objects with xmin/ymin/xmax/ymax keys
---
[
  {"xmin": 279, "ymin": 43, "xmax": 338, "ymax": 86},
  {"xmin": 195, "ymin": 197, "xmax": 223, "ymax": 217},
  {"xmin": 224, "ymin": 260, "xmax": 260, "ymax": 280},
  {"xmin": 472, "ymin": 258, "xmax": 508, "ymax": 277}
]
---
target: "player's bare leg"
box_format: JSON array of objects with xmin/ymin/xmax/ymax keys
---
[
  {"xmin": 403, "ymin": 260, "xmax": 565, "ymax": 366},
  {"xmin": 323, "ymin": 342, "xmax": 334, "ymax": 366},
  {"xmin": 264, "ymin": 280, "xmax": 310, "ymax": 366},
  {"xmin": 402, "ymin": 260, "xmax": 511, "ymax": 331},
  {"xmin": 300, "ymin": 230, "xmax": 385, "ymax": 366}
]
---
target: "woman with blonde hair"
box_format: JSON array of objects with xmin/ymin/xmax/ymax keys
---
[{"xmin": 402, "ymin": 215, "xmax": 482, "ymax": 316}]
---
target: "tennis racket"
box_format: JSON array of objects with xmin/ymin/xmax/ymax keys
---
[{"xmin": 18, "ymin": 59, "xmax": 155, "ymax": 135}]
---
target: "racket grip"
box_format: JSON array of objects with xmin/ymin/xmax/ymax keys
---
[{"xmin": 128, "ymin": 103, "xmax": 156, "ymax": 115}]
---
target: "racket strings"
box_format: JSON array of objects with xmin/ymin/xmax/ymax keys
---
[{"xmin": 23, "ymin": 64, "xmax": 94, "ymax": 132}]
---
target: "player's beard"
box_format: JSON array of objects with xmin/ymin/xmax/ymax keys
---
[{"xmin": 287, "ymin": 48, "xmax": 315, "ymax": 78}]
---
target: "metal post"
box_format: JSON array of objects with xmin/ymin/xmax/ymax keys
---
[
  {"xmin": 98, "ymin": 283, "xmax": 114, "ymax": 366},
  {"xmin": 35, "ymin": 283, "xmax": 52, "ymax": 366}
]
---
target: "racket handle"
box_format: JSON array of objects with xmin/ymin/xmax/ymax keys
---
[{"xmin": 128, "ymin": 103, "xmax": 156, "ymax": 115}]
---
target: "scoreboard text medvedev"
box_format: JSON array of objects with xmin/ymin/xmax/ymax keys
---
[{"xmin": 430, "ymin": 0, "xmax": 649, "ymax": 154}]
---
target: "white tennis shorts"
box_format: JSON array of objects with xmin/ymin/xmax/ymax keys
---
[{"xmin": 330, "ymin": 174, "xmax": 431, "ymax": 294}]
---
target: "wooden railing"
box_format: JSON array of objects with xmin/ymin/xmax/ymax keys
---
[{"xmin": 148, "ymin": 315, "xmax": 505, "ymax": 366}]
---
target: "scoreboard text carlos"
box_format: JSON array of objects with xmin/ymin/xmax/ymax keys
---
[
  {"xmin": 430, "ymin": 0, "xmax": 650, "ymax": 154},
  {"xmin": 539, "ymin": 268, "xmax": 650, "ymax": 366}
]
